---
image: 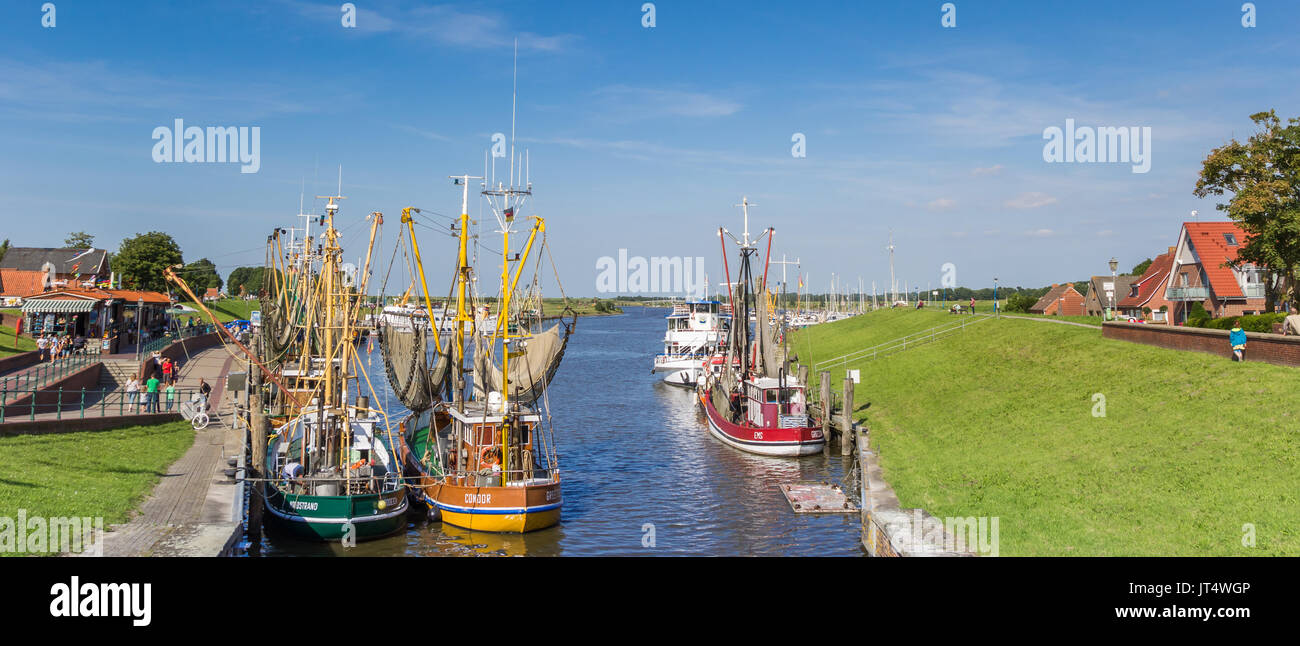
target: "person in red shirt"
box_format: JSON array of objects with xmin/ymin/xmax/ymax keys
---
[{"xmin": 162, "ymin": 357, "xmax": 175, "ymax": 384}]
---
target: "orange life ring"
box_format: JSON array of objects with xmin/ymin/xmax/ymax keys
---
[{"xmin": 479, "ymin": 447, "xmax": 500, "ymax": 466}]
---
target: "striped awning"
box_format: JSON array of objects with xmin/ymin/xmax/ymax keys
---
[{"xmin": 21, "ymin": 299, "xmax": 97, "ymax": 314}]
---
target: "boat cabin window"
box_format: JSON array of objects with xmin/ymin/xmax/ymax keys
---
[{"xmin": 765, "ymin": 389, "xmax": 778, "ymax": 403}]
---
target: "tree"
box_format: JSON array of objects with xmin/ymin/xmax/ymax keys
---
[
  {"xmin": 0, "ymin": 239, "xmax": 9, "ymax": 264},
  {"xmin": 64, "ymin": 231, "xmax": 95, "ymax": 249},
  {"xmin": 1131, "ymin": 258, "xmax": 1153, "ymax": 276},
  {"xmin": 227, "ymin": 266, "xmax": 266, "ymax": 297},
  {"xmin": 1195, "ymin": 110, "xmax": 1300, "ymax": 312},
  {"xmin": 181, "ymin": 258, "xmax": 223, "ymax": 292},
  {"xmin": 115, "ymin": 232, "xmax": 183, "ymax": 293},
  {"xmin": 1005, "ymin": 292, "xmax": 1037, "ymax": 313}
]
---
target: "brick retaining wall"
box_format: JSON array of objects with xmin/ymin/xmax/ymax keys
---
[
  {"xmin": 1102, "ymin": 321, "xmax": 1300, "ymax": 367},
  {"xmin": 0, "ymin": 412, "xmax": 183, "ymax": 436},
  {"xmin": 3, "ymin": 363, "xmax": 105, "ymax": 415}
]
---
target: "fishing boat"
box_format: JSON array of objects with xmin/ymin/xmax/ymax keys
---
[
  {"xmin": 652, "ymin": 298, "xmax": 731, "ymax": 388},
  {"xmin": 696, "ymin": 197, "xmax": 825, "ymax": 457},
  {"xmin": 386, "ymin": 164, "xmax": 571, "ymax": 533}
]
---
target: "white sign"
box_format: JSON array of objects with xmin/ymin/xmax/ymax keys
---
[{"xmin": 847, "ymin": 369, "xmax": 860, "ymax": 384}]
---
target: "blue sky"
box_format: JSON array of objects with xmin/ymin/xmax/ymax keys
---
[{"xmin": 2, "ymin": 0, "xmax": 1298, "ymax": 297}]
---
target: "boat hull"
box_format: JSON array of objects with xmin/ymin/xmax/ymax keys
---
[
  {"xmin": 402, "ymin": 423, "xmax": 562, "ymax": 533},
  {"xmin": 262, "ymin": 486, "xmax": 409, "ymax": 541},
  {"xmin": 698, "ymin": 388, "xmax": 825, "ymax": 457},
  {"xmin": 663, "ymin": 367, "xmax": 698, "ymax": 388}
]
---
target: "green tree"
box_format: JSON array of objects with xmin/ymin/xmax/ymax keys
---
[
  {"xmin": 0, "ymin": 239, "xmax": 9, "ymax": 264},
  {"xmin": 64, "ymin": 231, "xmax": 94, "ymax": 249},
  {"xmin": 116, "ymin": 232, "xmax": 183, "ymax": 293},
  {"xmin": 182, "ymin": 258, "xmax": 223, "ymax": 292},
  {"xmin": 227, "ymin": 266, "xmax": 266, "ymax": 296},
  {"xmin": 1195, "ymin": 110, "xmax": 1300, "ymax": 312},
  {"xmin": 1005, "ymin": 292, "xmax": 1037, "ymax": 313},
  {"xmin": 1131, "ymin": 258, "xmax": 1153, "ymax": 276}
]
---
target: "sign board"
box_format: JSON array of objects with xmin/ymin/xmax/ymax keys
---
[
  {"xmin": 1103, "ymin": 282, "xmax": 1114, "ymax": 291},
  {"xmin": 847, "ymin": 369, "xmax": 860, "ymax": 384},
  {"xmin": 250, "ymin": 310, "xmax": 262, "ymax": 327}
]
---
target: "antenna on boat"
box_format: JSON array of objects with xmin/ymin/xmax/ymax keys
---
[{"xmin": 723, "ymin": 196, "xmax": 770, "ymax": 249}]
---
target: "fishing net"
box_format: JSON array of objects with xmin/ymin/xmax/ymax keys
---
[
  {"xmin": 473, "ymin": 318, "xmax": 573, "ymax": 405},
  {"xmin": 379, "ymin": 315, "xmax": 450, "ymax": 412}
]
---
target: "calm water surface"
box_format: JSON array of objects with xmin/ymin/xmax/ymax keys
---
[{"xmin": 257, "ymin": 306, "xmax": 863, "ymax": 556}]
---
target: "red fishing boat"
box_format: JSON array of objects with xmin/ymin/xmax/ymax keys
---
[{"xmin": 696, "ymin": 196, "xmax": 825, "ymax": 457}]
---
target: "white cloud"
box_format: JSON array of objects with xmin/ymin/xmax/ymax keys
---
[
  {"xmin": 1025, "ymin": 228, "xmax": 1056, "ymax": 237},
  {"xmin": 1005, "ymin": 192, "xmax": 1058, "ymax": 209},
  {"xmin": 590, "ymin": 85, "xmax": 742, "ymax": 121},
  {"xmin": 926, "ymin": 198, "xmax": 957, "ymax": 210},
  {"xmin": 972, "ymin": 164, "xmax": 1004, "ymax": 176},
  {"xmin": 279, "ymin": 0, "xmax": 577, "ymax": 52}
]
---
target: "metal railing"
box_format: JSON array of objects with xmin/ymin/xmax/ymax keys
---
[
  {"xmin": 139, "ymin": 324, "xmax": 216, "ymax": 356},
  {"xmin": 0, "ymin": 352, "xmax": 100, "ymax": 404},
  {"xmin": 812, "ymin": 314, "xmax": 993, "ymax": 372},
  {"xmin": 0, "ymin": 386, "xmax": 204, "ymax": 423},
  {"xmin": 1244, "ymin": 284, "xmax": 1266, "ymax": 299}
]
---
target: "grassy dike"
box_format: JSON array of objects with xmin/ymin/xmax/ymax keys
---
[
  {"xmin": 793, "ymin": 310, "xmax": 1300, "ymax": 556},
  {"xmin": 0, "ymin": 421, "xmax": 195, "ymax": 553}
]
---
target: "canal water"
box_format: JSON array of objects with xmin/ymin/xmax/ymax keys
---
[{"xmin": 257, "ymin": 306, "xmax": 863, "ymax": 556}]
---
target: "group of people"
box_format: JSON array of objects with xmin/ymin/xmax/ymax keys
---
[
  {"xmin": 35, "ymin": 334, "xmax": 87, "ymax": 362},
  {"xmin": 122, "ymin": 352, "xmax": 210, "ymax": 414}
]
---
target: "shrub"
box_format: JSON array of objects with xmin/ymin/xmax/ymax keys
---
[{"xmin": 1005, "ymin": 292, "xmax": 1036, "ymax": 313}]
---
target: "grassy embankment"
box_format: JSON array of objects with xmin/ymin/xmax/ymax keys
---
[
  {"xmin": 793, "ymin": 309, "xmax": 1300, "ymax": 556},
  {"xmin": 0, "ymin": 324, "xmax": 36, "ymax": 359},
  {"xmin": 0, "ymin": 420, "xmax": 196, "ymax": 555},
  {"xmin": 177, "ymin": 298, "xmax": 256, "ymax": 324}
]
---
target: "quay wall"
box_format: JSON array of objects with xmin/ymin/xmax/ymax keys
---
[
  {"xmin": 1102, "ymin": 321, "xmax": 1300, "ymax": 367},
  {"xmin": 0, "ymin": 350, "xmax": 41, "ymax": 376},
  {"xmin": 2, "ymin": 363, "xmax": 104, "ymax": 419}
]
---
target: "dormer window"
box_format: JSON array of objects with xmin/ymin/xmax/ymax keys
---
[{"xmin": 1224, "ymin": 233, "xmax": 1238, "ymax": 246}]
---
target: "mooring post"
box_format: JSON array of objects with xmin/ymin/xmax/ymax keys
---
[
  {"xmin": 797, "ymin": 364, "xmax": 809, "ymax": 389},
  {"xmin": 248, "ymin": 358, "xmax": 267, "ymax": 543},
  {"xmin": 841, "ymin": 377, "xmax": 854, "ymax": 456},
  {"xmin": 819, "ymin": 370, "xmax": 832, "ymax": 456}
]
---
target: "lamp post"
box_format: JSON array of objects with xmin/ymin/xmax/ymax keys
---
[
  {"xmin": 1108, "ymin": 257, "xmax": 1118, "ymax": 321},
  {"xmin": 135, "ymin": 297, "xmax": 144, "ymax": 361},
  {"xmin": 994, "ymin": 277, "xmax": 999, "ymax": 317}
]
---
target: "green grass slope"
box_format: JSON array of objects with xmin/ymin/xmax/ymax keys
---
[
  {"xmin": 794, "ymin": 314, "xmax": 1300, "ymax": 556},
  {"xmin": 0, "ymin": 421, "xmax": 195, "ymax": 554}
]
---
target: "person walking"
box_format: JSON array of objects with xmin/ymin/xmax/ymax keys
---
[
  {"xmin": 1229, "ymin": 325, "xmax": 1247, "ymax": 362},
  {"xmin": 36, "ymin": 335, "xmax": 49, "ymax": 362},
  {"xmin": 161, "ymin": 357, "xmax": 174, "ymax": 385},
  {"xmin": 126, "ymin": 376, "xmax": 141, "ymax": 411},
  {"xmin": 969, "ymin": 297, "xmax": 976, "ymax": 314},
  {"xmin": 198, "ymin": 377, "xmax": 212, "ymax": 412},
  {"xmin": 164, "ymin": 383, "xmax": 176, "ymax": 412},
  {"xmin": 145, "ymin": 374, "xmax": 161, "ymax": 413}
]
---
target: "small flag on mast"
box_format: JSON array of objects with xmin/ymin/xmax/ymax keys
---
[{"xmin": 504, "ymin": 206, "xmax": 515, "ymax": 221}]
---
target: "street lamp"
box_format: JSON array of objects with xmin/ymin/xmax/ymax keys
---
[
  {"xmin": 135, "ymin": 297, "xmax": 144, "ymax": 361},
  {"xmin": 1108, "ymin": 257, "xmax": 1118, "ymax": 321},
  {"xmin": 994, "ymin": 277, "xmax": 999, "ymax": 317}
]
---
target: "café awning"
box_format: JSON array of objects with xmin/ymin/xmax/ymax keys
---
[{"xmin": 21, "ymin": 299, "xmax": 97, "ymax": 314}]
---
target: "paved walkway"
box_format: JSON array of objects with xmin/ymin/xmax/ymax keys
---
[{"xmin": 87, "ymin": 345, "xmax": 246, "ymax": 556}]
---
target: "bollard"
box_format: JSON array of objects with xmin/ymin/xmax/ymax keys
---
[
  {"xmin": 841, "ymin": 377, "xmax": 854, "ymax": 456},
  {"xmin": 819, "ymin": 370, "xmax": 832, "ymax": 456},
  {"xmin": 797, "ymin": 364, "xmax": 809, "ymax": 388},
  {"xmin": 57, "ymin": 387, "xmax": 63, "ymax": 420}
]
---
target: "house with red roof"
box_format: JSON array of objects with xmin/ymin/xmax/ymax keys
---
[
  {"xmin": 0, "ymin": 247, "xmax": 111, "ymax": 305},
  {"xmin": 1029, "ymin": 283, "xmax": 1086, "ymax": 316},
  {"xmin": 1162, "ymin": 222, "xmax": 1267, "ymax": 324},
  {"xmin": 1117, "ymin": 247, "xmax": 1176, "ymax": 323}
]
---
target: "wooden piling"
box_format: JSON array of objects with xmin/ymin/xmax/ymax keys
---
[
  {"xmin": 797, "ymin": 364, "xmax": 809, "ymax": 388},
  {"xmin": 247, "ymin": 357, "xmax": 267, "ymax": 541},
  {"xmin": 819, "ymin": 370, "xmax": 832, "ymax": 456},
  {"xmin": 841, "ymin": 377, "xmax": 854, "ymax": 456}
]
